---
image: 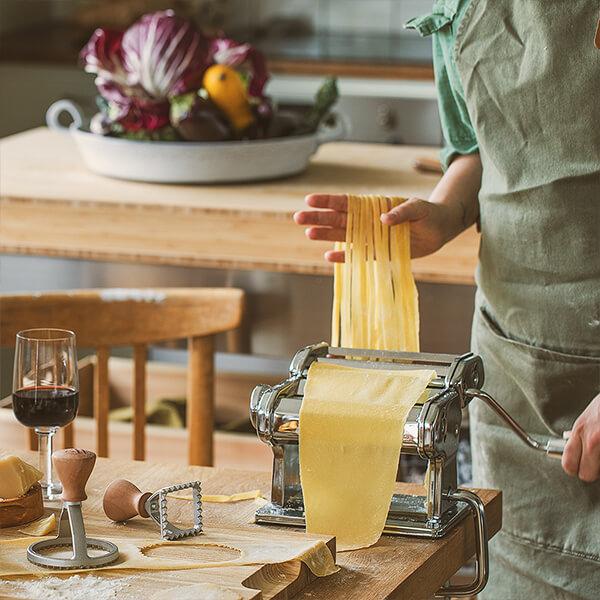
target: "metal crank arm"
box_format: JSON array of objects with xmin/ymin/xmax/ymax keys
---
[
  {"xmin": 465, "ymin": 389, "xmax": 567, "ymax": 458},
  {"xmin": 435, "ymin": 489, "xmax": 489, "ymax": 598}
]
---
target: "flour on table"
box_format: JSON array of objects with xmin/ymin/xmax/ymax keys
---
[{"xmin": 0, "ymin": 575, "xmax": 132, "ymax": 600}]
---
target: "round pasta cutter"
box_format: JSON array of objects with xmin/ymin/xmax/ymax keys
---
[{"xmin": 27, "ymin": 449, "xmax": 119, "ymax": 569}]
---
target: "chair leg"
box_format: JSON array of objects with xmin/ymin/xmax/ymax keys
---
[
  {"xmin": 94, "ymin": 347, "xmax": 110, "ymax": 457},
  {"xmin": 225, "ymin": 295, "xmax": 250, "ymax": 354},
  {"xmin": 28, "ymin": 428, "xmax": 38, "ymax": 451},
  {"xmin": 62, "ymin": 423, "xmax": 74, "ymax": 449},
  {"xmin": 132, "ymin": 344, "xmax": 147, "ymax": 461},
  {"xmin": 187, "ymin": 335, "xmax": 214, "ymax": 466}
]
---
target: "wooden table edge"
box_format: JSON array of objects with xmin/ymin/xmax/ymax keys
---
[{"xmin": 0, "ymin": 244, "xmax": 476, "ymax": 285}]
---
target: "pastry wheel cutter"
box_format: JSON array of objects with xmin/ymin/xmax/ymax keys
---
[
  {"xmin": 103, "ymin": 479, "xmax": 202, "ymax": 540},
  {"xmin": 28, "ymin": 448, "xmax": 119, "ymax": 569}
]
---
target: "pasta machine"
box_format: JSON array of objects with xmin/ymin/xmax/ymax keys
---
[{"xmin": 250, "ymin": 342, "xmax": 566, "ymax": 597}]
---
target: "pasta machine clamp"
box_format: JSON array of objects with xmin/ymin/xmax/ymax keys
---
[{"xmin": 250, "ymin": 343, "xmax": 567, "ymax": 598}]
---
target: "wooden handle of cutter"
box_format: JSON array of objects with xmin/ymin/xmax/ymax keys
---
[
  {"xmin": 52, "ymin": 448, "xmax": 96, "ymax": 502},
  {"xmin": 103, "ymin": 479, "xmax": 151, "ymax": 522}
]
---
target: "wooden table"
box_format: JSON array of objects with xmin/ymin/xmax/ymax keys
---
[
  {"xmin": 0, "ymin": 128, "xmax": 479, "ymax": 285},
  {"xmin": 0, "ymin": 451, "xmax": 501, "ymax": 599}
]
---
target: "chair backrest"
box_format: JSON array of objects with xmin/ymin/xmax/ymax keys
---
[{"xmin": 0, "ymin": 288, "xmax": 244, "ymax": 465}]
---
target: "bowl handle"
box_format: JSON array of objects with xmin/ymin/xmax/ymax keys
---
[
  {"xmin": 46, "ymin": 100, "xmax": 85, "ymax": 132},
  {"xmin": 316, "ymin": 111, "xmax": 350, "ymax": 145}
]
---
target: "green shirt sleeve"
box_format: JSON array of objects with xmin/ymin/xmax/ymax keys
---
[{"xmin": 406, "ymin": 0, "xmax": 478, "ymax": 170}]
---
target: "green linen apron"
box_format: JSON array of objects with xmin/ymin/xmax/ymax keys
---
[
  {"xmin": 415, "ymin": 1, "xmax": 600, "ymax": 598},
  {"xmin": 462, "ymin": 2, "xmax": 600, "ymax": 598}
]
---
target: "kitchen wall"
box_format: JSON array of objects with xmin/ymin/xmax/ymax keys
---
[
  {"xmin": 0, "ymin": 0, "xmax": 53, "ymax": 33},
  {"xmin": 229, "ymin": 0, "xmax": 432, "ymax": 34},
  {"xmin": 0, "ymin": 0, "xmax": 433, "ymax": 35}
]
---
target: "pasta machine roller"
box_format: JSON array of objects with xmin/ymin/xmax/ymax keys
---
[{"xmin": 250, "ymin": 342, "xmax": 567, "ymax": 597}]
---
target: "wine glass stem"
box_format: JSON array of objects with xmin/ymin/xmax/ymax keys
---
[{"xmin": 36, "ymin": 427, "xmax": 59, "ymax": 495}]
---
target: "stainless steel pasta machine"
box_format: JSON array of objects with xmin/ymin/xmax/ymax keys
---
[{"xmin": 250, "ymin": 342, "xmax": 566, "ymax": 597}]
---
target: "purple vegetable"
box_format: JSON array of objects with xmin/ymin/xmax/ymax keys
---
[
  {"xmin": 80, "ymin": 29, "xmax": 135, "ymax": 104},
  {"xmin": 81, "ymin": 10, "xmax": 210, "ymax": 132},
  {"xmin": 118, "ymin": 100, "xmax": 171, "ymax": 132},
  {"xmin": 121, "ymin": 10, "xmax": 210, "ymax": 100},
  {"xmin": 209, "ymin": 38, "xmax": 269, "ymax": 99}
]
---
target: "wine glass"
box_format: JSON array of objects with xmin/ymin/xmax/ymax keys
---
[{"xmin": 12, "ymin": 328, "xmax": 79, "ymax": 500}]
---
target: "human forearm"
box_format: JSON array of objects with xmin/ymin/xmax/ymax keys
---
[
  {"xmin": 378, "ymin": 152, "xmax": 482, "ymax": 256},
  {"xmin": 427, "ymin": 153, "xmax": 482, "ymax": 243}
]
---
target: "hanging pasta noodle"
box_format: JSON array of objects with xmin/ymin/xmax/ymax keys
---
[
  {"xmin": 300, "ymin": 194, "xmax": 428, "ymax": 551},
  {"xmin": 331, "ymin": 194, "xmax": 419, "ymax": 351}
]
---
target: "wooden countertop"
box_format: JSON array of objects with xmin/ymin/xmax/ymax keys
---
[
  {"xmin": 0, "ymin": 450, "xmax": 501, "ymax": 599},
  {"xmin": 268, "ymin": 58, "xmax": 433, "ymax": 80},
  {"xmin": 0, "ymin": 128, "xmax": 479, "ymax": 284}
]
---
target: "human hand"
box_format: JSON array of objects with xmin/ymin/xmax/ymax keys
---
[
  {"xmin": 293, "ymin": 194, "xmax": 461, "ymax": 262},
  {"xmin": 562, "ymin": 393, "xmax": 600, "ymax": 482}
]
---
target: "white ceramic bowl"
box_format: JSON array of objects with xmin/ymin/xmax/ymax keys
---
[{"xmin": 46, "ymin": 99, "xmax": 347, "ymax": 184}]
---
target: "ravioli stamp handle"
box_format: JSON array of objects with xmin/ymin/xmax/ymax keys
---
[
  {"xmin": 103, "ymin": 479, "xmax": 151, "ymax": 522},
  {"xmin": 52, "ymin": 448, "xmax": 96, "ymax": 503}
]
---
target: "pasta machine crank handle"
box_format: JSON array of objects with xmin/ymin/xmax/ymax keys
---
[
  {"xmin": 465, "ymin": 389, "xmax": 567, "ymax": 458},
  {"xmin": 435, "ymin": 489, "xmax": 489, "ymax": 598}
]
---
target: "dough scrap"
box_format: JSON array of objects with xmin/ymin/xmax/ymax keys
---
[
  {"xmin": 170, "ymin": 490, "xmax": 263, "ymax": 503},
  {"xmin": 0, "ymin": 530, "xmax": 337, "ymax": 578},
  {"xmin": 17, "ymin": 513, "xmax": 56, "ymax": 536},
  {"xmin": 331, "ymin": 195, "xmax": 419, "ymax": 351},
  {"xmin": 300, "ymin": 362, "xmax": 434, "ymax": 551}
]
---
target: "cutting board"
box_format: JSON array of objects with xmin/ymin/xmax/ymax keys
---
[{"xmin": 0, "ymin": 457, "xmax": 335, "ymax": 600}]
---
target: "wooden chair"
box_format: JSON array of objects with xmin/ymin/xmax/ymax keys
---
[{"xmin": 0, "ymin": 288, "xmax": 244, "ymax": 466}]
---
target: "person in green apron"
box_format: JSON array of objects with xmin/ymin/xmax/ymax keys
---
[{"xmin": 295, "ymin": 1, "xmax": 600, "ymax": 597}]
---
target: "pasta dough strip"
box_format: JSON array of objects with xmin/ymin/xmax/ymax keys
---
[
  {"xmin": 301, "ymin": 194, "xmax": 428, "ymax": 551},
  {"xmin": 331, "ymin": 194, "xmax": 419, "ymax": 352},
  {"xmin": 0, "ymin": 532, "xmax": 338, "ymax": 578},
  {"xmin": 300, "ymin": 363, "xmax": 435, "ymax": 551},
  {"xmin": 331, "ymin": 243, "xmax": 343, "ymax": 347}
]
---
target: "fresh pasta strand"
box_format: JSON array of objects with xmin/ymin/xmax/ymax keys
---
[
  {"xmin": 301, "ymin": 195, "xmax": 426, "ymax": 553},
  {"xmin": 331, "ymin": 242, "xmax": 343, "ymax": 347},
  {"xmin": 330, "ymin": 194, "xmax": 419, "ymax": 352}
]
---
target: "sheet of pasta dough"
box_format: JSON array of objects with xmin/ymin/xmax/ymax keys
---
[
  {"xmin": 0, "ymin": 531, "xmax": 337, "ymax": 578},
  {"xmin": 299, "ymin": 362, "xmax": 435, "ymax": 551}
]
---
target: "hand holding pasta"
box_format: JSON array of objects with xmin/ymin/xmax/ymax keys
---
[
  {"xmin": 328, "ymin": 195, "xmax": 420, "ymax": 351},
  {"xmin": 294, "ymin": 194, "xmax": 457, "ymax": 261}
]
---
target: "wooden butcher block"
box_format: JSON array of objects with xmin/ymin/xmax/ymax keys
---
[{"xmin": 0, "ymin": 453, "xmax": 335, "ymax": 600}]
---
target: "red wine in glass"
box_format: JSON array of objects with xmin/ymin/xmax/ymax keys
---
[
  {"xmin": 13, "ymin": 328, "xmax": 79, "ymax": 500},
  {"xmin": 12, "ymin": 386, "xmax": 79, "ymax": 428}
]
